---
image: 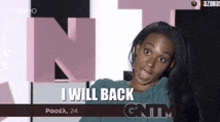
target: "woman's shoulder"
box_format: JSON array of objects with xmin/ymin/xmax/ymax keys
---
[{"xmin": 91, "ymin": 78, "xmax": 129, "ymax": 89}]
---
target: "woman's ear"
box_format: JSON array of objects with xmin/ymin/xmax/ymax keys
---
[{"xmin": 135, "ymin": 44, "xmax": 141, "ymax": 55}]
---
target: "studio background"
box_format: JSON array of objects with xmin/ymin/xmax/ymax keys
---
[{"xmin": 2, "ymin": 0, "xmax": 219, "ymax": 122}]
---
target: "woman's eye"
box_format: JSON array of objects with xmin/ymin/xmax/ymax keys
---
[
  {"xmin": 144, "ymin": 49, "xmax": 151, "ymax": 55},
  {"xmin": 160, "ymin": 57, "xmax": 167, "ymax": 63}
]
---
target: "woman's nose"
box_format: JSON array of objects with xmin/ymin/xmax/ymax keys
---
[{"xmin": 147, "ymin": 57, "xmax": 156, "ymax": 68}]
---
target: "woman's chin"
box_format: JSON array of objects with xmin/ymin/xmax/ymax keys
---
[{"xmin": 137, "ymin": 77, "xmax": 151, "ymax": 85}]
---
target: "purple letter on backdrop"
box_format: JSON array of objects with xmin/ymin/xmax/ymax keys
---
[
  {"xmin": 0, "ymin": 82, "xmax": 14, "ymax": 121},
  {"xmin": 118, "ymin": 0, "xmax": 200, "ymax": 27},
  {"xmin": 27, "ymin": 18, "xmax": 95, "ymax": 83}
]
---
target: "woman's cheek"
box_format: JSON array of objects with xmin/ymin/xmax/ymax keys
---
[
  {"xmin": 155, "ymin": 63, "xmax": 167, "ymax": 74},
  {"xmin": 137, "ymin": 57, "xmax": 146, "ymax": 66}
]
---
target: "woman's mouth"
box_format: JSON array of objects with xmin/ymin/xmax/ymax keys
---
[{"xmin": 139, "ymin": 69, "xmax": 151, "ymax": 80}]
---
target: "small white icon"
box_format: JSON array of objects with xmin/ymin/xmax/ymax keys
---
[{"xmin": 31, "ymin": 8, "xmax": 37, "ymax": 14}]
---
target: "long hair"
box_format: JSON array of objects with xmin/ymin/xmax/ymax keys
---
[{"xmin": 129, "ymin": 22, "xmax": 199, "ymax": 121}]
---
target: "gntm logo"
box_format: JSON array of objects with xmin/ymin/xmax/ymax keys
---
[{"xmin": 123, "ymin": 103, "xmax": 177, "ymax": 118}]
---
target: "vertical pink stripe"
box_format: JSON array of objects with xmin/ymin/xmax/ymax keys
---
[
  {"xmin": 68, "ymin": 18, "xmax": 77, "ymax": 42},
  {"xmin": 170, "ymin": 9, "xmax": 176, "ymax": 26},
  {"xmin": 27, "ymin": 18, "xmax": 34, "ymax": 82}
]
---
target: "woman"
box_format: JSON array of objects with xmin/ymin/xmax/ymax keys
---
[{"xmin": 80, "ymin": 22, "xmax": 199, "ymax": 122}]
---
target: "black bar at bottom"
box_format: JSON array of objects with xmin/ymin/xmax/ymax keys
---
[{"xmin": 0, "ymin": 104, "xmax": 177, "ymax": 117}]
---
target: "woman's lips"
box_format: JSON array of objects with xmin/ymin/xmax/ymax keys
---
[{"xmin": 139, "ymin": 69, "xmax": 151, "ymax": 80}]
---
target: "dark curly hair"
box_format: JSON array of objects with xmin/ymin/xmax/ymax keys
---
[{"xmin": 129, "ymin": 22, "xmax": 199, "ymax": 122}]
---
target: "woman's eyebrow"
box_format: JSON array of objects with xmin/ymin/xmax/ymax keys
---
[
  {"xmin": 145, "ymin": 42, "xmax": 172, "ymax": 57},
  {"xmin": 162, "ymin": 51, "xmax": 172, "ymax": 57},
  {"xmin": 145, "ymin": 42, "xmax": 154, "ymax": 48}
]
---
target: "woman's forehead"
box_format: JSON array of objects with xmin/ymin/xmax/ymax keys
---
[
  {"xmin": 143, "ymin": 33, "xmax": 174, "ymax": 45},
  {"xmin": 142, "ymin": 33, "xmax": 175, "ymax": 55}
]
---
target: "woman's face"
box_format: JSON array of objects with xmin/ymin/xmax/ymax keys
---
[{"xmin": 133, "ymin": 33, "xmax": 175, "ymax": 86}]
